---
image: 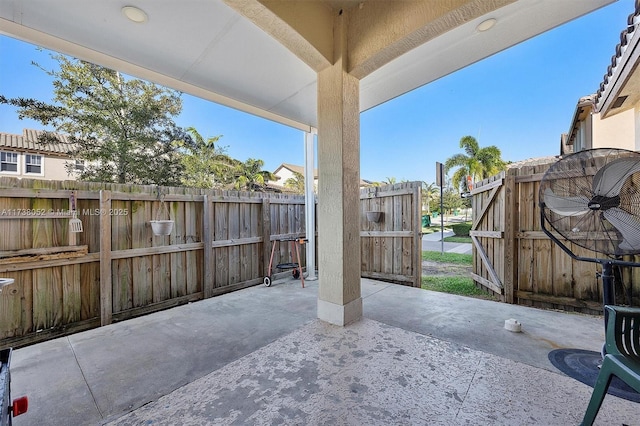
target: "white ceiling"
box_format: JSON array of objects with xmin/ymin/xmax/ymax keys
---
[{"xmin": 0, "ymin": 0, "xmax": 615, "ymax": 131}]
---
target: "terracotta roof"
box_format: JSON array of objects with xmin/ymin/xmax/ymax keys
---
[
  {"xmin": 507, "ymin": 156, "xmax": 559, "ymax": 169},
  {"xmin": 594, "ymin": 0, "xmax": 640, "ymax": 112},
  {"xmin": 0, "ymin": 129, "xmax": 74, "ymax": 156}
]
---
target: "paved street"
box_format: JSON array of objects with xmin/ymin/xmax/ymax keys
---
[{"xmin": 422, "ymin": 229, "xmax": 472, "ymax": 254}]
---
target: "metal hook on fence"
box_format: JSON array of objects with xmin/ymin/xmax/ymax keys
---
[
  {"xmin": 69, "ymin": 190, "xmax": 83, "ymax": 233},
  {"xmin": 70, "ymin": 191, "xmax": 77, "ymax": 211},
  {"xmin": 155, "ymin": 187, "xmax": 170, "ymax": 221}
]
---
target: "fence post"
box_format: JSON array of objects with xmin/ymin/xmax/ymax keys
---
[
  {"xmin": 99, "ymin": 190, "xmax": 112, "ymax": 326},
  {"xmin": 262, "ymin": 198, "xmax": 271, "ymax": 280},
  {"xmin": 503, "ymin": 169, "xmax": 517, "ymax": 304},
  {"xmin": 203, "ymin": 194, "xmax": 213, "ymax": 298},
  {"xmin": 412, "ymin": 184, "xmax": 422, "ymax": 288}
]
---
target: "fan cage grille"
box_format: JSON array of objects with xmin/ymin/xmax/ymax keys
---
[{"xmin": 540, "ymin": 148, "xmax": 640, "ymax": 257}]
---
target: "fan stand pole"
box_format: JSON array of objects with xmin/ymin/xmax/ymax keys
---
[{"xmin": 601, "ymin": 261, "xmax": 615, "ymax": 331}]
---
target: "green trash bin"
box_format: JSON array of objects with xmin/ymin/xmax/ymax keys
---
[
  {"xmin": 421, "ymin": 215, "xmax": 431, "ymax": 227},
  {"xmin": 432, "ymin": 212, "xmax": 438, "ymax": 218}
]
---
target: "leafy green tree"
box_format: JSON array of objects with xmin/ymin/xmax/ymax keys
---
[
  {"xmin": 233, "ymin": 158, "xmax": 276, "ymax": 191},
  {"xmin": 1, "ymin": 54, "xmax": 187, "ymax": 185},
  {"xmin": 175, "ymin": 127, "xmax": 237, "ymax": 189},
  {"xmin": 429, "ymin": 178, "xmax": 465, "ymax": 215},
  {"xmin": 422, "ymin": 181, "xmax": 438, "ymax": 213},
  {"xmin": 441, "ymin": 180, "xmax": 464, "ymax": 214},
  {"xmin": 284, "ymin": 171, "xmax": 305, "ymax": 194},
  {"xmin": 444, "ymin": 135, "xmax": 506, "ymax": 192}
]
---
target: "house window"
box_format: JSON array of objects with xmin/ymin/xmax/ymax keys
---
[
  {"xmin": 74, "ymin": 160, "xmax": 85, "ymax": 171},
  {"xmin": 25, "ymin": 154, "xmax": 43, "ymax": 174},
  {"xmin": 0, "ymin": 151, "xmax": 18, "ymax": 173}
]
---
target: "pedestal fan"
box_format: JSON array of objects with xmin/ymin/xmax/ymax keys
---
[
  {"xmin": 541, "ymin": 148, "xmax": 640, "ymax": 403},
  {"xmin": 540, "ymin": 147, "xmax": 640, "ymax": 332}
]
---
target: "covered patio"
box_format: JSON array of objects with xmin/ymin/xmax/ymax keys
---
[
  {"xmin": 0, "ymin": 0, "xmax": 619, "ymax": 326},
  {"xmin": 11, "ymin": 277, "xmax": 638, "ymax": 425},
  {"xmin": 2, "ymin": 1, "xmax": 637, "ymax": 424}
]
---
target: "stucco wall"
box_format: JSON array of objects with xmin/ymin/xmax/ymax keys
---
[
  {"xmin": 45, "ymin": 157, "xmax": 76, "ymax": 180},
  {"xmin": 275, "ymin": 168, "xmax": 296, "ymax": 184},
  {"xmin": 636, "ymin": 107, "xmax": 640, "ymax": 151},
  {"xmin": 592, "ymin": 108, "xmax": 636, "ymax": 151}
]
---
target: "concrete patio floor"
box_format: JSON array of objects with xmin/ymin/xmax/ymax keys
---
[{"xmin": 10, "ymin": 278, "xmax": 640, "ymax": 425}]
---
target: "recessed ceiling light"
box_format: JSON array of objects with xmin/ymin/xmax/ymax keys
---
[
  {"xmin": 477, "ymin": 18, "xmax": 497, "ymax": 32},
  {"xmin": 122, "ymin": 6, "xmax": 148, "ymax": 23}
]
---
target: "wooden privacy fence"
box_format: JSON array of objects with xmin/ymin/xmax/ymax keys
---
[
  {"xmin": 0, "ymin": 178, "xmax": 309, "ymax": 348},
  {"xmin": 471, "ymin": 158, "xmax": 639, "ymax": 314},
  {"xmin": 0, "ymin": 178, "xmax": 422, "ymax": 348}
]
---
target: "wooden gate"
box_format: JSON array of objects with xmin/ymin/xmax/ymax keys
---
[
  {"xmin": 360, "ymin": 182, "xmax": 422, "ymax": 287},
  {"xmin": 472, "ymin": 158, "xmax": 640, "ymax": 314},
  {"xmin": 470, "ymin": 172, "xmax": 508, "ymax": 301}
]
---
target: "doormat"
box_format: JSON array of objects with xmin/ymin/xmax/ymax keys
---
[{"xmin": 548, "ymin": 348, "xmax": 640, "ymax": 403}]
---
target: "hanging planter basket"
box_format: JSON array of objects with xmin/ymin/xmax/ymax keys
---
[
  {"xmin": 150, "ymin": 193, "xmax": 174, "ymax": 236},
  {"xmin": 366, "ymin": 211, "xmax": 383, "ymax": 223},
  {"xmin": 150, "ymin": 220, "xmax": 174, "ymax": 236}
]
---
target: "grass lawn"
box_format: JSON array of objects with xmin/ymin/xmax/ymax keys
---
[
  {"xmin": 421, "ymin": 276, "xmax": 495, "ymax": 299},
  {"xmin": 421, "ymin": 251, "xmax": 498, "ymax": 300},
  {"xmin": 422, "ymin": 251, "xmax": 472, "ymax": 265},
  {"xmin": 443, "ymin": 235, "xmax": 472, "ymax": 244}
]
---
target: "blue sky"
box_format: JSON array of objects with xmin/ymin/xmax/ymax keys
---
[{"xmin": 0, "ymin": 0, "xmax": 635, "ymax": 185}]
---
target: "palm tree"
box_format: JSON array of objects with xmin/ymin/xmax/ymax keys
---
[
  {"xmin": 421, "ymin": 181, "xmax": 438, "ymax": 213},
  {"xmin": 383, "ymin": 177, "xmax": 397, "ymax": 185},
  {"xmin": 176, "ymin": 127, "xmax": 237, "ymax": 189},
  {"xmin": 233, "ymin": 158, "xmax": 276, "ymax": 191},
  {"xmin": 284, "ymin": 171, "xmax": 305, "ymax": 194},
  {"xmin": 444, "ymin": 135, "xmax": 506, "ymax": 192}
]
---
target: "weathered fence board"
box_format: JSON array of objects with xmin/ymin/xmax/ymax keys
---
[{"xmin": 213, "ymin": 201, "xmax": 228, "ymax": 290}]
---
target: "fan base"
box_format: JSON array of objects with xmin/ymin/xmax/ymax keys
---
[{"xmin": 548, "ymin": 348, "xmax": 640, "ymax": 403}]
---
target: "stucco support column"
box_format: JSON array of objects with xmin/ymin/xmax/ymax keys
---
[{"xmin": 316, "ymin": 11, "xmax": 362, "ymax": 326}]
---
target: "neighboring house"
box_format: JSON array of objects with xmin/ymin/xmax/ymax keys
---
[
  {"xmin": 561, "ymin": 94, "xmax": 636, "ymax": 155},
  {"xmin": 269, "ymin": 163, "xmax": 318, "ymax": 191},
  {"xmin": 572, "ymin": 2, "xmax": 640, "ymax": 153},
  {"xmin": 561, "ymin": 4, "xmax": 640, "ymax": 155},
  {"xmin": 268, "ymin": 163, "xmax": 372, "ymax": 191},
  {"xmin": 0, "ymin": 129, "xmax": 80, "ymax": 180}
]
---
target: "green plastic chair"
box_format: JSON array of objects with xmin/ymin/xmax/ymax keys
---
[{"xmin": 581, "ymin": 305, "xmax": 640, "ymax": 426}]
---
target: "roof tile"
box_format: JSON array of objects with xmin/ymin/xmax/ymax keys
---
[
  {"xmin": 595, "ymin": 1, "xmax": 640, "ymax": 108},
  {"xmin": 0, "ymin": 129, "xmax": 74, "ymax": 156}
]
